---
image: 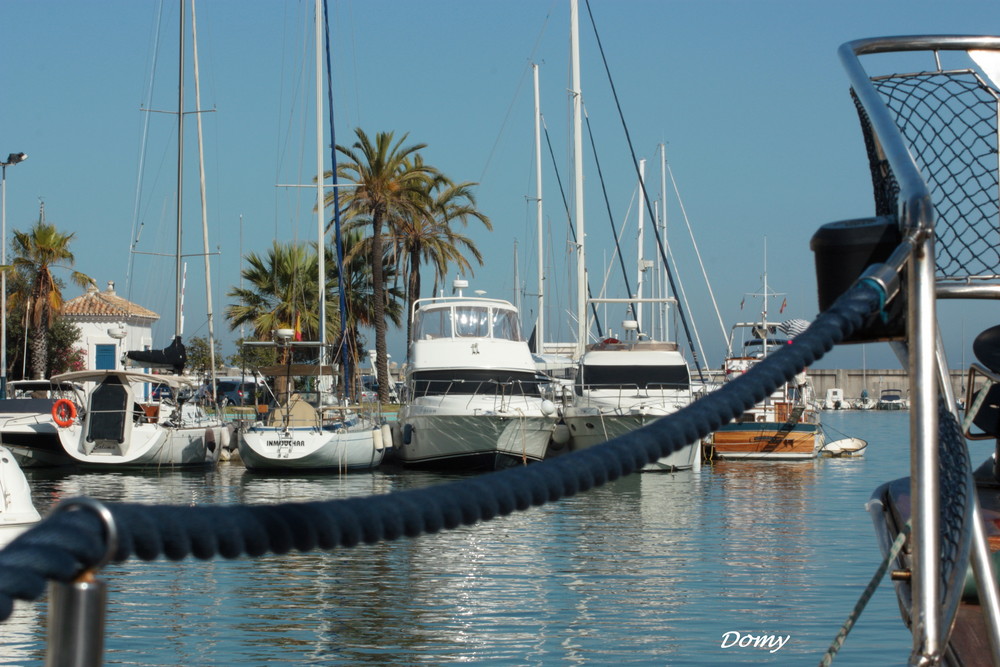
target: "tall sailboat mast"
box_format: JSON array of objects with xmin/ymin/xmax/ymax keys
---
[
  {"xmin": 533, "ymin": 63, "xmax": 544, "ymax": 352},
  {"xmin": 191, "ymin": 0, "xmax": 217, "ymax": 383},
  {"xmin": 175, "ymin": 0, "xmax": 185, "ymax": 340},
  {"xmin": 315, "ymin": 0, "xmax": 327, "ymax": 365},
  {"xmin": 571, "ymin": 0, "xmax": 586, "ymax": 357},
  {"xmin": 659, "ymin": 143, "xmax": 668, "ymax": 341},
  {"xmin": 636, "ymin": 158, "xmax": 646, "ymax": 333}
]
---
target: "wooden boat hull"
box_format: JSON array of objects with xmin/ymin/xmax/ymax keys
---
[{"xmin": 705, "ymin": 422, "xmax": 823, "ymax": 460}]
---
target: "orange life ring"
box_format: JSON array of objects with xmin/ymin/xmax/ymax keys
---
[{"xmin": 52, "ymin": 399, "xmax": 77, "ymax": 427}]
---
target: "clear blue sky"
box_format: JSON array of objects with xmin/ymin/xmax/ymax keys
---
[{"xmin": 1, "ymin": 0, "xmax": 996, "ymax": 373}]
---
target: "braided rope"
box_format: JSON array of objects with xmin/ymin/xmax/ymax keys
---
[
  {"xmin": 0, "ymin": 282, "xmax": 883, "ymax": 621},
  {"xmin": 819, "ymin": 520, "xmax": 911, "ymax": 666}
]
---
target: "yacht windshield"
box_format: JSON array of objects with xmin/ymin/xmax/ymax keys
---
[
  {"xmin": 415, "ymin": 304, "xmax": 523, "ymax": 341},
  {"xmin": 454, "ymin": 307, "xmax": 490, "ymax": 337},
  {"xmin": 577, "ymin": 364, "xmax": 690, "ymax": 391},
  {"xmin": 491, "ymin": 309, "xmax": 520, "ymax": 341}
]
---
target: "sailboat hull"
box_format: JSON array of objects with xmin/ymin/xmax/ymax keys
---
[{"xmin": 239, "ymin": 424, "xmax": 384, "ymax": 472}]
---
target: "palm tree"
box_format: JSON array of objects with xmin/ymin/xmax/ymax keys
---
[
  {"xmin": 335, "ymin": 129, "xmax": 437, "ymax": 403},
  {"xmin": 224, "ymin": 240, "xmax": 326, "ymax": 349},
  {"xmin": 326, "ymin": 229, "xmax": 404, "ymax": 400},
  {"xmin": 392, "ymin": 174, "xmax": 492, "ymax": 346},
  {"xmin": 7, "ymin": 221, "xmax": 92, "ymax": 379}
]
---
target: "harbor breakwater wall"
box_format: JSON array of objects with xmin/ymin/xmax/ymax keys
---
[{"xmin": 806, "ymin": 368, "xmax": 973, "ymax": 403}]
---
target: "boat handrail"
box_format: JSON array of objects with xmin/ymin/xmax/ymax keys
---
[{"xmin": 840, "ymin": 34, "xmax": 1000, "ymax": 662}]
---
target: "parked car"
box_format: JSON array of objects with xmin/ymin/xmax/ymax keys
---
[
  {"xmin": 191, "ymin": 378, "xmax": 260, "ymax": 406},
  {"xmin": 210, "ymin": 379, "xmax": 261, "ymax": 406}
]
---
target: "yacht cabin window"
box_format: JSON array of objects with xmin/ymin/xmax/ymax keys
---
[{"xmin": 414, "ymin": 304, "xmax": 523, "ymax": 341}]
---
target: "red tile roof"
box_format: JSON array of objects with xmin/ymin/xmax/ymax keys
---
[{"xmin": 62, "ymin": 283, "xmax": 159, "ymax": 320}]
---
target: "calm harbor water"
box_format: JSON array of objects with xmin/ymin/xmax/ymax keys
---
[{"xmin": 0, "ymin": 411, "xmax": 953, "ymax": 665}]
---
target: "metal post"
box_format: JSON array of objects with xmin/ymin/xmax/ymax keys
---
[
  {"xmin": 0, "ymin": 152, "xmax": 28, "ymax": 400},
  {"xmin": 45, "ymin": 498, "xmax": 118, "ymax": 667}
]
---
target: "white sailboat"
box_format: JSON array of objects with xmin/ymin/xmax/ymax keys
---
[
  {"xmin": 51, "ymin": 0, "xmax": 226, "ymax": 469},
  {"xmin": 237, "ymin": 0, "xmax": 384, "ymax": 472}
]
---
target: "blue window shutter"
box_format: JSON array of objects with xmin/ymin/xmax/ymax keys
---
[{"xmin": 95, "ymin": 344, "xmax": 116, "ymax": 370}]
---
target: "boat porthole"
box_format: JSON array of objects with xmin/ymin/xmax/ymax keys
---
[
  {"xmin": 585, "ymin": 422, "xmax": 596, "ymax": 429},
  {"xmin": 402, "ymin": 423, "xmax": 413, "ymax": 445}
]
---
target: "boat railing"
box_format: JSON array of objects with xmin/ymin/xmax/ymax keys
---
[
  {"xmin": 839, "ymin": 34, "xmax": 1000, "ymax": 662},
  {"xmin": 412, "ymin": 377, "xmax": 548, "ymax": 413},
  {"xmin": 572, "ymin": 382, "xmax": 692, "ymax": 409}
]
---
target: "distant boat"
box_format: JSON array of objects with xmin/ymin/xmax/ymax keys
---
[
  {"xmin": 823, "ymin": 387, "xmax": 846, "ymax": 410},
  {"xmin": 394, "ymin": 287, "xmax": 558, "ymax": 470},
  {"xmin": 853, "ymin": 388, "xmax": 876, "ymax": 410},
  {"xmin": 877, "ymin": 388, "xmax": 906, "ymax": 410}
]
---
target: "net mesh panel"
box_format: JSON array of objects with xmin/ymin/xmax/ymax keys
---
[
  {"xmin": 859, "ymin": 69, "xmax": 1000, "ymax": 281},
  {"xmin": 937, "ymin": 401, "xmax": 973, "ymax": 627}
]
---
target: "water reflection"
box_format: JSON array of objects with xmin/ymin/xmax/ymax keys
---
[{"xmin": 9, "ymin": 414, "xmax": 913, "ymax": 664}]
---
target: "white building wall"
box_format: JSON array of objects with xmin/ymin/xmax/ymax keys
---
[{"xmin": 73, "ymin": 319, "xmax": 154, "ymax": 372}]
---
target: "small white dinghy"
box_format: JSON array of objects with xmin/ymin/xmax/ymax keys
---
[
  {"xmin": 820, "ymin": 437, "xmax": 868, "ymax": 458},
  {"xmin": 0, "ymin": 445, "xmax": 40, "ymax": 547}
]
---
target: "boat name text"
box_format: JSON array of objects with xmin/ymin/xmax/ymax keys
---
[{"xmin": 266, "ymin": 439, "xmax": 306, "ymax": 448}]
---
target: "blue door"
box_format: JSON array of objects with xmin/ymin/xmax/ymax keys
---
[{"xmin": 95, "ymin": 344, "xmax": 116, "ymax": 370}]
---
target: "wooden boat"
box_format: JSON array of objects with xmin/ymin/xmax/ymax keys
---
[
  {"xmin": 704, "ymin": 317, "xmax": 824, "ymax": 461},
  {"xmin": 831, "ymin": 35, "xmax": 1000, "ymax": 663}
]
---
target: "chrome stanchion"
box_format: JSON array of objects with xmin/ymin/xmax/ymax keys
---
[{"xmin": 45, "ymin": 498, "xmax": 118, "ymax": 667}]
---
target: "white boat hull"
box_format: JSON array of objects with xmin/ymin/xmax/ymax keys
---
[
  {"xmin": 239, "ymin": 423, "xmax": 385, "ymax": 471},
  {"xmin": 396, "ymin": 403, "xmax": 554, "ymax": 469},
  {"xmin": 562, "ymin": 408, "xmax": 701, "ymax": 471},
  {"xmin": 57, "ymin": 421, "xmax": 226, "ymax": 468},
  {"xmin": 0, "ymin": 445, "xmax": 41, "ymax": 546}
]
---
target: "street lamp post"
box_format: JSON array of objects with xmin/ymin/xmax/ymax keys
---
[{"xmin": 1, "ymin": 152, "xmax": 28, "ymax": 399}]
